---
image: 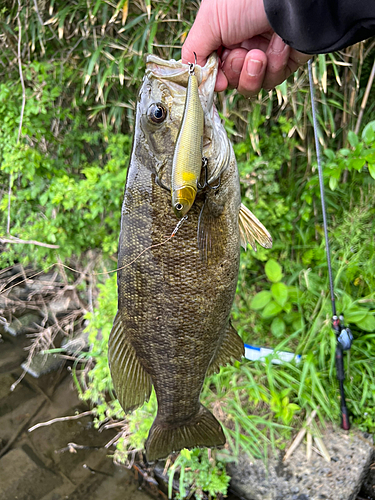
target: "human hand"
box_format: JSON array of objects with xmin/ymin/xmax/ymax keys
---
[{"xmin": 181, "ymin": 0, "xmax": 311, "ymax": 97}]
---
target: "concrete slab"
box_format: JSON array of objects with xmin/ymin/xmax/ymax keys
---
[
  {"xmin": 0, "ymin": 448, "xmax": 61, "ymax": 500},
  {"xmin": 228, "ymin": 426, "xmax": 374, "ymax": 500},
  {"xmin": 21, "ymin": 352, "xmax": 64, "ymax": 378}
]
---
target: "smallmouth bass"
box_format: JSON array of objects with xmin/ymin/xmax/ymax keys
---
[{"xmin": 108, "ymin": 53, "xmax": 272, "ymax": 462}]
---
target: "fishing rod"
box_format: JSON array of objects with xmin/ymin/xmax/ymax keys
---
[{"xmin": 307, "ymin": 60, "xmax": 353, "ymax": 431}]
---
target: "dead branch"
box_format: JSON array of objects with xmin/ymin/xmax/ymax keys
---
[
  {"xmin": 16, "ymin": 0, "xmax": 26, "ymax": 145},
  {"xmin": 55, "ymin": 442, "xmax": 101, "ymax": 454},
  {"xmin": 354, "ymin": 58, "xmax": 375, "ymax": 135},
  {"xmin": 28, "ymin": 410, "xmax": 93, "ymax": 432},
  {"xmin": 283, "ymin": 408, "xmax": 318, "ymax": 462},
  {"xmin": 32, "ymin": 0, "xmax": 44, "ymax": 27},
  {"xmin": 6, "ymin": 0, "xmax": 27, "ymax": 234},
  {"xmin": 0, "ymin": 236, "xmax": 59, "ymax": 249}
]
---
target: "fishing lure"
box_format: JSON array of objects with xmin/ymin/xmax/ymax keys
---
[{"xmin": 171, "ymin": 54, "xmax": 205, "ymax": 218}]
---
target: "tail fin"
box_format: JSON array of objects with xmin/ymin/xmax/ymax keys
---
[{"xmin": 145, "ymin": 404, "xmax": 225, "ymax": 462}]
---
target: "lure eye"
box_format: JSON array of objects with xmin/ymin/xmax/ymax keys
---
[
  {"xmin": 148, "ymin": 103, "xmax": 167, "ymax": 124},
  {"xmin": 175, "ymin": 203, "xmax": 184, "ymax": 211}
]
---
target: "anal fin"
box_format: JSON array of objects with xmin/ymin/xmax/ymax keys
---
[
  {"xmin": 108, "ymin": 313, "xmax": 152, "ymax": 413},
  {"xmin": 239, "ymin": 203, "xmax": 272, "ymax": 251},
  {"xmin": 207, "ymin": 322, "xmax": 244, "ymax": 376}
]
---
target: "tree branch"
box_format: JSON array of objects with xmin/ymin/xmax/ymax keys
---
[
  {"xmin": 0, "ymin": 236, "xmax": 60, "ymax": 249},
  {"xmin": 7, "ymin": 1, "xmax": 27, "ymax": 234}
]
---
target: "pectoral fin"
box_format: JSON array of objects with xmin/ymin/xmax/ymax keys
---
[
  {"xmin": 108, "ymin": 313, "xmax": 152, "ymax": 412},
  {"xmin": 197, "ymin": 199, "xmax": 224, "ymax": 263},
  {"xmin": 239, "ymin": 203, "xmax": 272, "ymax": 251},
  {"xmin": 207, "ymin": 322, "xmax": 244, "ymax": 375}
]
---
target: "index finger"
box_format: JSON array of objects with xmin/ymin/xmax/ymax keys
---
[{"xmin": 181, "ymin": 2, "xmax": 222, "ymax": 65}]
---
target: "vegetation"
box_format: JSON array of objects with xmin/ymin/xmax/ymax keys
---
[{"xmin": 1, "ymin": 1, "xmax": 375, "ymax": 498}]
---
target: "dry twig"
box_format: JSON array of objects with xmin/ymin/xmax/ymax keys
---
[
  {"xmin": 0, "ymin": 236, "xmax": 60, "ymax": 249},
  {"xmin": 283, "ymin": 408, "xmax": 318, "ymax": 462},
  {"xmin": 28, "ymin": 410, "xmax": 93, "ymax": 432}
]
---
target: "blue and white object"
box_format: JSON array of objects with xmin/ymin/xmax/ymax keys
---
[{"xmin": 244, "ymin": 344, "xmax": 302, "ymax": 365}]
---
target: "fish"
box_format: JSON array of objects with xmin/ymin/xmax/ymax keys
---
[
  {"xmin": 108, "ymin": 53, "xmax": 272, "ymax": 462},
  {"xmin": 171, "ymin": 57, "xmax": 204, "ymax": 218}
]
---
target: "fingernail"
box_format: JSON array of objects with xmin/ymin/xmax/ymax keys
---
[
  {"xmin": 221, "ymin": 49, "xmax": 230, "ymax": 63},
  {"xmin": 271, "ymin": 34, "xmax": 285, "ymax": 53},
  {"xmin": 246, "ymin": 59, "xmax": 263, "ymax": 77},
  {"xmin": 230, "ymin": 57, "xmax": 243, "ymax": 74}
]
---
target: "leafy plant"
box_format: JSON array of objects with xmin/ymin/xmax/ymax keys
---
[
  {"xmin": 249, "ymin": 259, "xmax": 303, "ymax": 339},
  {"xmin": 167, "ymin": 448, "xmax": 230, "ymax": 500}
]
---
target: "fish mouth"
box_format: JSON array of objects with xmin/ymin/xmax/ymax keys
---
[{"xmin": 145, "ymin": 53, "xmax": 218, "ymax": 111}]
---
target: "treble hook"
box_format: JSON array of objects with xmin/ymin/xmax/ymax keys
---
[
  {"xmin": 197, "ymin": 157, "xmax": 221, "ymax": 191},
  {"xmin": 197, "ymin": 157, "xmax": 208, "ymax": 190}
]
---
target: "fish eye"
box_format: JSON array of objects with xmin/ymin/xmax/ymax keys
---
[
  {"xmin": 175, "ymin": 202, "xmax": 184, "ymax": 211},
  {"xmin": 148, "ymin": 103, "xmax": 167, "ymax": 124}
]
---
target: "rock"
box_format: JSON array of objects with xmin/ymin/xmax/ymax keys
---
[
  {"xmin": 26, "ymin": 272, "xmax": 62, "ymax": 292},
  {"xmin": 3, "ymin": 313, "xmax": 42, "ymax": 337},
  {"xmin": 0, "ymin": 448, "xmax": 61, "ymax": 500},
  {"xmin": 0, "ymin": 348, "xmax": 24, "ymax": 373},
  {"xmin": 48, "ymin": 293, "xmax": 79, "ymax": 318},
  {"xmin": 228, "ymin": 426, "xmax": 373, "ymax": 500},
  {"xmin": 358, "ymin": 447, "xmax": 375, "ymax": 499},
  {"xmin": 0, "ymin": 316, "xmax": 17, "ymax": 337},
  {"xmin": 21, "ymin": 352, "xmax": 64, "ymax": 378},
  {"xmin": 61, "ymin": 330, "xmax": 90, "ymax": 355}
]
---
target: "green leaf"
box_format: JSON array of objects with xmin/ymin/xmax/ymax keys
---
[
  {"xmin": 271, "ymin": 317, "xmax": 286, "ymax": 337},
  {"xmin": 283, "ymin": 302, "xmax": 292, "ymax": 314},
  {"xmin": 362, "ymin": 120, "xmax": 375, "ymax": 144},
  {"xmin": 329, "ymin": 176, "xmax": 338, "ymax": 191},
  {"xmin": 350, "ymin": 158, "xmax": 365, "ymax": 170},
  {"xmin": 288, "ymin": 403, "xmax": 301, "ymax": 412},
  {"xmin": 347, "ymin": 130, "xmax": 358, "ymax": 148},
  {"xmin": 345, "ymin": 308, "xmax": 368, "ymax": 323},
  {"xmin": 324, "ymin": 148, "xmax": 335, "ymax": 160},
  {"xmin": 292, "ymin": 316, "xmax": 304, "ymax": 331},
  {"xmin": 250, "ymin": 290, "xmax": 272, "ymax": 310},
  {"xmin": 262, "ymin": 301, "xmax": 283, "ymax": 319},
  {"xmin": 271, "ymin": 282, "xmax": 288, "ymax": 307},
  {"xmin": 180, "ymin": 448, "xmax": 191, "ymax": 460},
  {"xmin": 302, "ymin": 249, "xmax": 314, "ymax": 265},
  {"xmin": 356, "ymin": 314, "xmax": 375, "ymax": 332},
  {"xmin": 287, "ymin": 287, "xmax": 299, "ymax": 303},
  {"xmin": 368, "ymin": 163, "xmax": 375, "ymax": 180},
  {"xmin": 265, "ymin": 259, "xmax": 283, "ymax": 283}
]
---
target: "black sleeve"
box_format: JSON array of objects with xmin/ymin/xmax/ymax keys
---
[{"xmin": 263, "ymin": 0, "xmax": 375, "ymax": 54}]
